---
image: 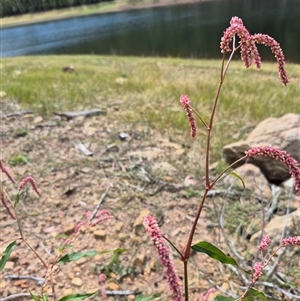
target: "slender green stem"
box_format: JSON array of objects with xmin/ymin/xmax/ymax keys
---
[
  {"xmin": 163, "ymin": 235, "xmax": 184, "ymax": 260},
  {"xmin": 15, "ymin": 209, "xmax": 49, "ymax": 269},
  {"xmin": 210, "ymin": 155, "xmax": 248, "ymax": 189}
]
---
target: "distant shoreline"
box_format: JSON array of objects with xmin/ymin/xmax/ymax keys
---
[{"xmin": 1, "ymin": 0, "xmax": 207, "ymax": 29}]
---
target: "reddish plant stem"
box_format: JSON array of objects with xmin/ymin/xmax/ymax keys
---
[{"xmin": 183, "ymin": 47, "xmax": 240, "ymax": 262}]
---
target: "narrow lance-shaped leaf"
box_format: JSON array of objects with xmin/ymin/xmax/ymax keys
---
[
  {"xmin": 134, "ymin": 294, "xmax": 160, "ymax": 301},
  {"xmin": 0, "ymin": 241, "xmax": 17, "ymax": 271},
  {"xmin": 243, "ymin": 288, "xmax": 268, "ymax": 301},
  {"xmin": 57, "ymin": 250, "xmax": 98, "ymax": 264},
  {"xmin": 29, "ymin": 291, "xmax": 42, "ymax": 301},
  {"xmin": 229, "ymin": 171, "xmax": 245, "ymax": 188},
  {"xmin": 58, "ymin": 292, "xmax": 97, "ymax": 301},
  {"xmin": 214, "ymin": 296, "xmax": 236, "ymax": 301},
  {"xmin": 192, "ymin": 241, "xmax": 238, "ymax": 266}
]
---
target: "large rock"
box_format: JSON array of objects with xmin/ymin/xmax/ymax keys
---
[{"xmin": 223, "ymin": 114, "xmax": 300, "ymax": 183}]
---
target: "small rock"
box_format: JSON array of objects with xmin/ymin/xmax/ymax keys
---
[
  {"xmin": 4, "ymin": 261, "xmax": 15, "ymax": 270},
  {"xmin": 71, "ymin": 277, "xmax": 83, "ymax": 287},
  {"xmin": 0, "ymin": 280, "xmax": 7, "ymax": 289},
  {"xmin": 94, "ymin": 230, "xmax": 106, "ymax": 240},
  {"xmin": 133, "ymin": 253, "xmax": 146, "ymax": 267},
  {"xmin": 62, "ymin": 224, "xmax": 76, "ymax": 235},
  {"xmin": 107, "ymin": 282, "xmax": 119, "ymax": 290},
  {"xmin": 63, "ymin": 288, "xmax": 73, "ymax": 296},
  {"xmin": 127, "ymin": 295, "xmax": 135, "ymax": 301},
  {"xmin": 134, "ymin": 209, "xmax": 150, "ymax": 227},
  {"xmin": 0, "ymin": 91, "xmax": 7, "ymax": 98},
  {"xmin": 114, "ymin": 221, "xmax": 124, "ymax": 232},
  {"xmin": 34, "ymin": 116, "xmax": 43, "ymax": 123}
]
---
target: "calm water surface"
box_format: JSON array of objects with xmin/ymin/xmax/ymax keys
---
[{"xmin": 1, "ymin": 0, "xmax": 299, "ymax": 63}]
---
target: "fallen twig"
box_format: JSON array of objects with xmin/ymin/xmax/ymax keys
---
[
  {"xmin": 90, "ymin": 183, "xmax": 113, "ymax": 221},
  {"xmin": 54, "ymin": 108, "xmax": 106, "ymax": 119},
  {"xmin": 75, "ymin": 142, "xmax": 93, "ymax": 156},
  {"xmin": 4, "ymin": 275, "xmax": 45, "ymax": 285},
  {"xmin": 1, "ymin": 110, "xmax": 34, "ymax": 118}
]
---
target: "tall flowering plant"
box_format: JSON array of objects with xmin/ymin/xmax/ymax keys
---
[{"xmin": 144, "ymin": 17, "xmax": 299, "ymax": 301}]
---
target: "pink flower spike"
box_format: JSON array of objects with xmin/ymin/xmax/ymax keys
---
[
  {"xmin": 252, "ymin": 262, "xmax": 264, "ymax": 282},
  {"xmin": 0, "ymin": 193, "xmax": 16, "ymax": 220},
  {"xmin": 281, "ymin": 236, "xmax": 300, "ymax": 247},
  {"xmin": 98, "ymin": 273, "xmax": 107, "ymax": 283},
  {"xmin": 246, "ymin": 146, "xmax": 300, "ymax": 205},
  {"xmin": 220, "ymin": 16, "xmax": 253, "ymax": 68},
  {"xmin": 252, "ymin": 34, "xmax": 288, "ymax": 85},
  {"xmin": 0, "ymin": 160, "xmax": 16, "ymax": 184},
  {"xmin": 144, "ymin": 215, "xmax": 183, "ymax": 301},
  {"xmin": 90, "ymin": 211, "xmax": 113, "ymax": 226},
  {"xmin": 199, "ymin": 287, "xmax": 216, "ymax": 301},
  {"xmin": 74, "ymin": 221, "xmax": 85, "ymax": 234},
  {"xmin": 179, "ymin": 94, "xmax": 197, "ymax": 138},
  {"xmin": 95, "ymin": 209, "xmax": 111, "ymax": 218},
  {"xmin": 180, "ymin": 94, "xmax": 191, "ymax": 109},
  {"xmin": 258, "ymin": 236, "xmax": 271, "ymax": 251},
  {"xmin": 18, "ymin": 176, "xmax": 41, "ymax": 196},
  {"xmin": 86, "ymin": 211, "xmax": 92, "ymax": 221}
]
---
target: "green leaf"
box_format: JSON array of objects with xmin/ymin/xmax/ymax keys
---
[
  {"xmin": 57, "ymin": 250, "xmax": 98, "ymax": 264},
  {"xmin": 192, "ymin": 241, "xmax": 238, "ymax": 266},
  {"xmin": 229, "ymin": 171, "xmax": 245, "ymax": 188},
  {"xmin": 8, "ymin": 154, "xmax": 29, "ymax": 166},
  {"xmin": 214, "ymin": 296, "xmax": 235, "ymax": 301},
  {"xmin": 134, "ymin": 294, "xmax": 160, "ymax": 301},
  {"xmin": 0, "ymin": 241, "xmax": 17, "ymax": 271},
  {"xmin": 58, "ymin": 292, "xmax": 97, "ymax": 301},
  {"xmin": 42, "ymin": 295, "xmax": 49, "ymax": 301},
  {"xmin": 29, "ymin": 291, "xmax": 42, "ymax": 301},
  {"xmin": 243, "ymin": 288, "xmax": 268, "ymax": 301}
]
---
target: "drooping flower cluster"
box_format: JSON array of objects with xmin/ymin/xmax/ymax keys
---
[
  {"xmin": 143, "ymin": 215, "xmax": 183, "ymax": 301},
  {"xmin": 252, "ymin": 34, "xmax": 288, "ymax": 85},
  {"xmin": 0, "ymin": 160, "xmax": 41, "ymax": 220},
  {"xmin": 18, "ymin": 175, "xmax": 41, "ymax": 196},
  {"xmin": 73, "ymin": 210, "xmax": 113, "ymax": 234},
  {"xmin": 0, "ymin": 193, "xmax": 16, "ymax": 220},
  {"xmin": 0, "ymin": 160, "xmax": 16, "ymax": 184},
  {"xmin": 180, "ymin": 94, "xmax": 197, "ymax": 138},
  {"xmin": 220, "ymin": 16, "xmax": 260, "ymax": 68},
  {"xmin": 220, "ymin": 17, "xmax": 288, "ymax": 85},
  {"xmin": 246, "ymin": 146, "xmax": 300, "ymax": 204},
  {"xmin": 257, "ymin": 236, "xmax": 271, "ymax": 251}
]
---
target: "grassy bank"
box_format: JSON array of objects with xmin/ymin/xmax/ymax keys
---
[
  {"xmin": 0, "ymin": 0, "xmax": 203, "ymax": 28},
  {"xmin": 1, "ymin": 55, "xmax": 299, "ymax": 160}
]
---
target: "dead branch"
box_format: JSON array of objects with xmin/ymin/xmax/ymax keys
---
[
  {"xmin": 90, "ymin": 183, "xmax": 113, "ymax": 221},
  {"xmin": 4, "ymin": 275, "xmax": 44, "ymax": 285},
  {"xmin": 54, "ymin": 108, "xmax": 106, "ymax": 119}
]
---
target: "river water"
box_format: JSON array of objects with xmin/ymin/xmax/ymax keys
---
[{"xmin": 1, "ymin": 0, "xmax": 299, "ymax": 63}]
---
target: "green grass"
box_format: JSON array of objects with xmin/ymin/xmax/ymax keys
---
[{"xmin": 1, "ymin": 55, "xmax": 299, "ymax": 161}]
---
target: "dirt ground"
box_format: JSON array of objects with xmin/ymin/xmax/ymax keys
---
[
  {"xmin": 0, "ymin": 100, "xmax": 299, "ymax": 301},
  {"xmin": 0, "ymin": 99, "xmax": 229, "ymax": 301}
]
